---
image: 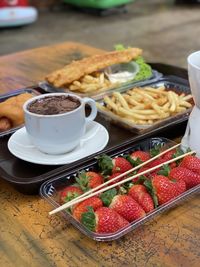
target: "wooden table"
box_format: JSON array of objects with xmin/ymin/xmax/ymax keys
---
[{"xmin": 0, "ymin": 42, "xmax": 199, "ymax": 267}]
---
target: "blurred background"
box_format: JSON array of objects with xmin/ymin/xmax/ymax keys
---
[{"xmin": 0, "ymin": 0, "xmax": 200, "ymax": 68}]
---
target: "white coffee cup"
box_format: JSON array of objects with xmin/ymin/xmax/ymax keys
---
[
  {"xmin": 188, "ymin": 51, "xmax": 200, "ymax": 108},
  {"xmin": 23, "ymin": 93, "xmax": 97, "ymax": 155}
]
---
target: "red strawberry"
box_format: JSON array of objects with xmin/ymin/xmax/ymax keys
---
[
  {"xmin": 109, "ymin": 195, "xmax": 145, "ymax": 222},
  {"xmin": 112, "ymin": 157, "xmax": 132, "ymax": 173},
  {"xmin": 147, "ymin": 158, "xmax": 166, "ymax": 168},
  {"xmin": 98, "ymin": 155, "xmax": 132, "ymax": 175},
  {"xmin": 152, "ymin": 175, "xmax": 186, "ymax": 205},
  {"xmin": 162, "ymin": 148, "xmax": 185, "ymax": 168},
  {"xmin": 76, "ymin": 171, "xmax": 104, "ymax": 191},
  {"xmin": 108, "ymin": 172, "xmax": 122, "ymax": 184},
  {"xmin": 179, "ymin": 155, "xmax": 200, "ymax": 174},
  {"xmin": 146, "ymin": 158, "xmax": 166, "ymax": 176},
  {"xmin": 100, "ymin": 189, "xmax": 145, "ymax": 222},
  {"xmin": 162, "ymin": 150, "xmax": 177, "ymax": 168},
  {"xmin": 81, "ymin": 207, "xmax": 129, "ymax": 233},
  {"xmin": 131, "ymin": 151, "xmax": 151, "ymax": 162},
  {"xmin": 72, "ymin": 196, "xmax": 103, "ymax": 221},
  {"xmin": 107, "ymin": 172, "xmax": 124, "ymax": 188},
  {"xmin": 128, "ymin": 184, "xmax": 154, "ymax": 213},
  {"xmin": 162, "ymin": 149, "xmax": 176, "ymax": 161},
  {"xmin": 169, "ymin": 167, "xmax": 200, "ymax": 189},
  {"xmin": 60, "ymin": 185, "xmax": 83, "ymax": 204},
  {"xmin": 136, "ymin": 166, "xmax": 151, "ymax": 181}
]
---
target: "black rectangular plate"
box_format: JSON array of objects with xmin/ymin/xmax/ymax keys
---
[{"xmin": 0, "ymin": 64, "xmax": 189, "ymax": 194}]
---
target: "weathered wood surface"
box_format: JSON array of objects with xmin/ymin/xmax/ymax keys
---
[{"xmin": 0, "ymin": 42, "xmax": 199, "ymax": 267}]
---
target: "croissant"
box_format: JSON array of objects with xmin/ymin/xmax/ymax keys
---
[{"xmin": 0, "ymin": 93, "xmax": 33, "ymax": 132}]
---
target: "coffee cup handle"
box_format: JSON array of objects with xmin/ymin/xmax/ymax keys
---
[{"xmin": 82, "ymin": 97, "xmax": 97, "ymax": 122}]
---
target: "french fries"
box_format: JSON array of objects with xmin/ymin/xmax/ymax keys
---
[
  {"xmin": 68, "ymin": 72, "xmax": 117, "ymax": 93},
  {"xmin": 97, "ymin": 86, "xmax": 193, "ymax": 125}
]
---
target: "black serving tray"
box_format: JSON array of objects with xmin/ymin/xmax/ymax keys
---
[{"xmin": 0, "ymin": 64, "xmax": 190, "ymax": 194}]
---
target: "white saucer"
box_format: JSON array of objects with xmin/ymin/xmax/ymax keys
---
[{"xmin": 8, "ymin": 121, "xmax": 109, "ymax": 165}]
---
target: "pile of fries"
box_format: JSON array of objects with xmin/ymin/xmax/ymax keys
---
[
  {"xmin": 68, "ymin": 72, "xmax": 117, "ymax": 94},
  {"xmin": 97, "ymin": 86, "xmax": 193, "ymax": 125}
]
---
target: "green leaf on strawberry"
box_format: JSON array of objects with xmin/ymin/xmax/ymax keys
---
[
  {"xmin": 158, "ymin": 164, "xmax": 171, "ymax": 177},
  {"xmin": 125, "ymin": 154, "xmax": 143, "ymax": 166},
  {"xmin": 134, "ymin": 175, "xmax": 147, "ymax": 185},
  {"xmin": 100, "ymin": 188, "xmax": 117, "ymax": 207},
  {"xmin": 81, "ymin": 207, "xmax": 96, "ymax": 232},
  {"xmin": 150, "ymin": 144, "xmax": 162, "ymax": 157},
  {"xmin": 144, "ymin": 180, "xmax": 158, "ymax": 208},
  {"xmin": 75, "ymin": 171, "xmax": 88, "ymax": 189},
  {"xmin": 97, "ymin": 154, "xmax": 113, "ymax": 175}
]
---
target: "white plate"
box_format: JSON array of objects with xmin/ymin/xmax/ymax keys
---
[{"xmin": 8, "ymin": 121, "xmax": 109, "ymax": 165}]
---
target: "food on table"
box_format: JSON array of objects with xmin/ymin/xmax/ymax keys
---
[
  {"xmin": 75, "ymin": 171, "xmax": 104, "ymax": 191},
  {"xmin": 72, "ymin": 196, "xmax": 103, "ymax": 221},
  {"xmin": 45, "ymin": 47, "xmax": 152, "ymax": 94},
  {"xmin": 0, "ymin": 117, "xmax": 12, "ymax": 132},
  {"xmin": 60, "ymin": 185, "xmax": 83, "ymax": 204},
  {"xmin": 28, "ymin": 95, "xmax": 81, "ymax": 115},
  {"xmin": 107, "ymin": 172, "xmax": 123, "ymax": 186},
  {"xmin": 97, "ymin": 86, "xmax": 193, "ymax": 125},
  {"xmin": 0, "ymin": 93, "xmax": 33, "ymax": 132},
  {"xmin": 101, "ymin": 193, "xmax": 146, "ymax": 222},
  {"xmin": 150, "ymin": 175, "xmax": 186, "ymax": 205},
  {"xmin": 179, "ymin": 155, "xmax": 200, "ymax": 173},
  {"xmin": 130, "ymin": 150, "xmax": 151, "ymax": 164},
  {"xmin": 132, "ymin": 56, "xmax": 152, "ymax": 82},
  {"xmin": 128, "ymin": 184, "xmax": 154, "ymax": 213},
  {"xmin": 97, "ymin": 155, "xmax": 132, "ymax": 175},
  {"xmin": 58, "ymin": 145, "xmax": 200, "ymax": 234},
  {"xmin": 81, "ymin": 207, "xmax": 129, "ymax": 234}
]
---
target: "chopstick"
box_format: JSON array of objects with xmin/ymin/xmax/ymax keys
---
[{"xmin": 49, "ymin": 148, "xmax": 195, "ymax": 216}]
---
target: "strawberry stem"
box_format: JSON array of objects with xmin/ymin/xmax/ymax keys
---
[
  {"xmin": 100, "ymin": 188, "xmax": 117, "ymax": 206},
  {"xmin": 81, "ymin": 207, "xmax": 96, "ymax": 232},
  {"xmin": 144, "ymin": 180, "xmax": 158, "ymax": 208},
  {"xmin": 97, "ymin": 155, "xmax": 113, "ymax": 175}
]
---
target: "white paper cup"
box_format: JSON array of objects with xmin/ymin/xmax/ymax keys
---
[{"xmin": 23, "ymin": 93, "xmax": 97, "ymax": 155}]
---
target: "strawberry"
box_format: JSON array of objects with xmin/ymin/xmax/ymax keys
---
[
  {"xmin": 162, "ymin": 149, "xmax": 176, "ymax": 161},
  {"xmin": 100, "ymin": 189, "xmax": 145, "ymax": 222},
  {"xmin": 110, "ymin": 195, "xmax": 146, "ymax": 222},
  {"xmin": 136, "ymin": 166, "xmax": 151, "ymax": 181},
  {"xmin": 162, "ymin": 150, "xmax": 177, "ymax": 168},
  {"xmin": 98, "ymin": 155, "xmax": 132, "ymax": 175},
  {"xmin": 72, "ymin": 196, "xmax": 103, "ymax": 221},
  {"xmin": 179, "ymin": 155, "xmax": 200, "ymax": 174},
  {"xmin": 130, "ymin": 151, "xmax": 151, "ymax": 162},
  {"xmin": 146, "ymin": 158, "xmax": 166, "ymax": 176},
  {"xmin": 76, "ymin": 171, "xmax": 104, "ymax": 191},
  {"xmin": 169, "ymin": 167, "xmax": 200, "ymax": 189},
  {"xmin": 59, "ymin": 185, "xmax": 83, "ymax": 204},
  {"xmin": 128, "ymin": 184, "xmax": 154, "ymax": 213},
  {"xmin": 107, "ymin": 172, "xmax": 124, "ymax": 189},
  {"xmin": 147, "ymin": 158, "xmax": 166, "ymax": 168},
  {"xmin": 151, "ymin": 175, "xmax": 186, "ymax": 205},
  {"xmin": 162, "ymin": 148, "xmax": 184, "ymax": 168},
  {"xmin": 107, "ymin": 172, "xmax": 122, "ymax": 184},
  {"xmin": 81, "ymin": 207, "xmax": 129, "ymax": 233}
]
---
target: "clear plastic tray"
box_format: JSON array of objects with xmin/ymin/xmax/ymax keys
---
[
  {"xmin": 96, "ymin": 75, "xmax": 193, "ymax": 134},
  {"xmin": 40, "ymin": 137, "xmax": 200, "ymax": 241},
  {"xmin": 39, "ymin": 70, "xmax": 163, "ymax": 100},
  {"xmin": 0, "ymin": 87, "xmax": 44, "ymax": 137}
]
